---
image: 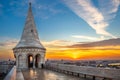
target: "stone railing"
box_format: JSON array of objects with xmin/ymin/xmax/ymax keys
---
[
  {"xmin": 4, "ymin": 66, "xmax": 16, "ymax": 80},
  {"xmin": 45, "ymin": 63, "xmax": 120, "ymax": 80}
]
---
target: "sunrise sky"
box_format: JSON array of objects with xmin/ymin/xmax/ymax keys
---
[{"xmin": 0, "ymin": 0, "xmax": 120, "ymax": 60}]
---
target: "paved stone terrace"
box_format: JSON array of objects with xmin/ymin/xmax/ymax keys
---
[{"xmin": 22, "ymin": 69, "xmax": 91, "ymax": 80}]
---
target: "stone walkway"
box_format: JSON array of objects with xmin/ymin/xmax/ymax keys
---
[
  {"xmin": 16, "ymin": 71, "xmax": 24, "ymax": 80},
  {"xmin": 22, "ymin": 69, "xmax": 89, "ymax": 80}
]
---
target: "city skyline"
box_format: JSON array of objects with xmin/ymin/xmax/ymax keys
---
[{"xmin": 0, "ymin": 0, "xmax": 120, "ymax": 60}]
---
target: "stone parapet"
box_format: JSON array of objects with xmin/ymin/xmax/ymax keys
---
[{"xmin": 45, "ymin": 63, "xmax": 120, "ymax": 80}]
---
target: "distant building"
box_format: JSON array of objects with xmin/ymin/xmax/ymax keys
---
[
  {"xmin": 13, "ymin": 3, "xmax": 46, "ymax": 70},
  {"xmin": 0, "ymin": 60, "xmax": 15, "ymax": 73}
]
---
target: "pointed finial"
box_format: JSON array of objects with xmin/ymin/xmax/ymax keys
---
[{"xmin": 29, "ymin": 2, "xmax": 31, "ymax": 7}]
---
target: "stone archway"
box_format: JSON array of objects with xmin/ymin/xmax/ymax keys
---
[
  {"xmin": 28, "ymin": 55, "xmax": 33, "ymax": 68},
  {"xmin": 35, "ymin": 54, "xmax": 41, "ymax": 68}
]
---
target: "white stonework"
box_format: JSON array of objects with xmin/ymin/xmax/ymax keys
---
[{"xmin": 13, "ymin": 3, "xmax": 46, "ymax": 70}]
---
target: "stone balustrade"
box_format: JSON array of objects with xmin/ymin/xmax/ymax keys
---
[
  {"xmin": 4, "ymin": 66, "xmax": 16, "ymax": 80},
  {"xmin": 45, "ymin": 63, "xmax": 120, "ymax": 80}
]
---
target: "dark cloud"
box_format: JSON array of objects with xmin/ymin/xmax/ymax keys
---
[
  {"xmin": 0, "ymin": 43, "xmax": 5, "ymax": 46},
  {"xmin": 67, "ymin": 38, "xmax": 120, "ymax": 49}
]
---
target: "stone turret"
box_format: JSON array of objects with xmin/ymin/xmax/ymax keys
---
[{"xmin": 13, "ymin": 3, "xmax": 46, "ymax": 70}]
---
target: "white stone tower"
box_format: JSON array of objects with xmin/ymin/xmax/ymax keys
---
[{"xmin": 13, "ymin": 3, "xmax": 46, "ymax": 70}]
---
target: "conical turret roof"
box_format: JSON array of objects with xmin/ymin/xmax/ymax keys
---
[{"xmin": 15, "ymin": 3, "xmax": 45, "ymax": 49}]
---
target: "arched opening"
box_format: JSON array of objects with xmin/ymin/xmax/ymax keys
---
[
  {"xmin": 35, "ymin": 54, "xmax": 40, "ymax": 68},
  {"xmin": 41, "ymin": 63, "xmax": 44, "ymax": 68},
  {"xmin": 28, "ymin": 55, "xmax": 33, "ymax": 68}
]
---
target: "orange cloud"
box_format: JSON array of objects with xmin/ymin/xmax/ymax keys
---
[
  {"xmin": 46, "ymin": 48, "xmax": 120, "ymax": 60},
  {"xmin": 0, "ymin": 49, "xmax": 14, "ymax": 60},
  {"xmin": 0, "ymin": 39, "xmax": 17, "ymax": 60}
]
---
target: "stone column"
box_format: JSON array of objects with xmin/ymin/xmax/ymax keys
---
[
  {"xmin": 33, "ymin": 56, "xmax": 36, "ymax": 69},
  {"xmin": 16, "ymin": 54, "xmax": 19, "ymax": 69}
]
